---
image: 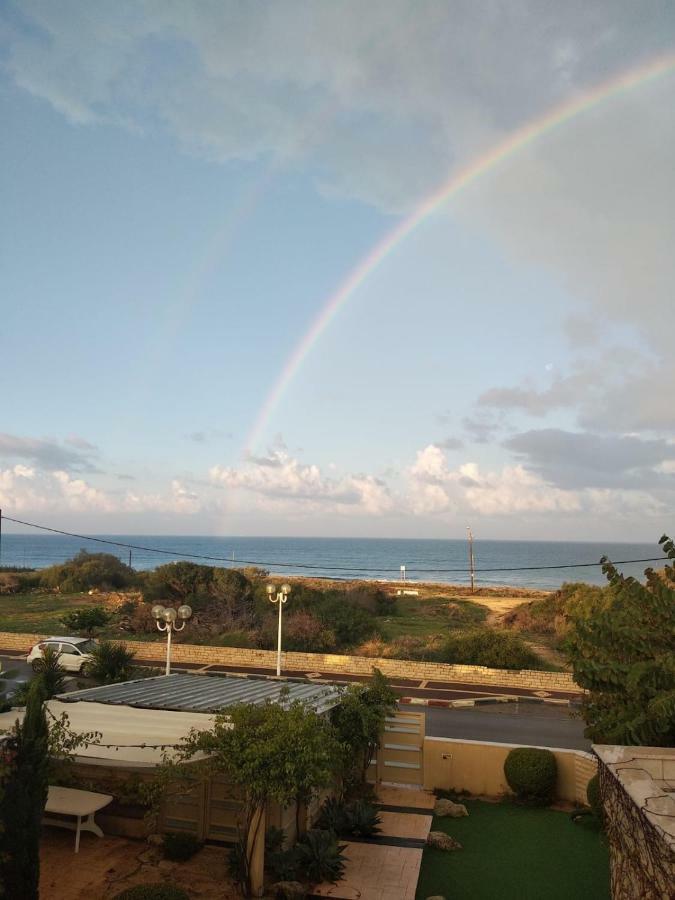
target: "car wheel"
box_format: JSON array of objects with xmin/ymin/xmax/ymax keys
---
[{"xmin": 31, "ymin": 659, "xmax": 42, "ymax": 672}]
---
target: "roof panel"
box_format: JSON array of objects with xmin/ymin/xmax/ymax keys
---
[{"xmin": 58, "ymin": 672, "xmax": 341, "ymax": 715}]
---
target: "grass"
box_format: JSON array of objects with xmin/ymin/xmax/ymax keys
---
[
  {"xmin": 0, "ymin": 591, "xmax": 96, "ymax": 635},
  {"xmin": 416, "ymin": 799, "xmax": 609, "ymax": 900},
  {"xmin": 376, "ymin": 595, "xmax": 487, "ymax": 641}
]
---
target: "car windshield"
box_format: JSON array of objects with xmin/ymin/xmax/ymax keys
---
[{"xmin": 77, "ymin": 640, "xmax": 97, "ymax": 653}]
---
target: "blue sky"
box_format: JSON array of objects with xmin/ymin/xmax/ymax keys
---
[{"xmin": 1, "ymin": 1, "xmax": 674, "ymax": 541}]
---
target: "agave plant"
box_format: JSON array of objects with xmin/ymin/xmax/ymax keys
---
[
  {"xmin": 82, "ymin": 640, "xmax": 136, "ymax": 684},
  {"xmin": 295, "ymin": 829, "xmax": 346, "ymax": 885}
]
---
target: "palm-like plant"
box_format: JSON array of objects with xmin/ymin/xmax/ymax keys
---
[
  {"xmin": 82, "ymin": 640, "xmax": 136, "ymax": 684},
  {"xmin": 30, "ymin": 645, "xmax": 67, "ymax": 698}
]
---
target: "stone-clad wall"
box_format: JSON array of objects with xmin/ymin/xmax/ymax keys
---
[
  {"xmin": 0, "ymin": 629, "xmax": 580, "ymax": 693},
  {"xmin": 598, "ymin": 754, "xmax": 675, "ymax": 899}
]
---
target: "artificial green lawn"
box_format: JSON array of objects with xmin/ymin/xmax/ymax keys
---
[{"xmin": 415, "ymin": 800, "xmax": 609, "ymax": 900}]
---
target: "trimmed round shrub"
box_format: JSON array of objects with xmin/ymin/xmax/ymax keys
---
[
  {"xmin": 113, "ymin": 886, "xmax": 189, "ymax": 900},
  {"xmin": 162, "ymin": 830, "xmax": 202, "ymax": 861},
  {"xmin": 504, "ymin": 747, "xmax": 557, "ymax": 806},
  {"xmin": 586, "ymin": 773, "xmax": 602, "ymax": 817}
]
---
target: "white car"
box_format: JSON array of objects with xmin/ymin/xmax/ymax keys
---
[{"xmin": 27, "ymin": 636, "xmax": 97, "ymax": 673}]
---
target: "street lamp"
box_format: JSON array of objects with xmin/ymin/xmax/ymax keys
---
[
  {"xmin": 152, "ymin": 604, "xmax": 192, "ymax": 676},
  {"xmin": 267, "ymin": 583, "xmax": 291, "ymax": 677}
]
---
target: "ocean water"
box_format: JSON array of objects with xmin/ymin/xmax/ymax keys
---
[{"xmin": 0, "ymin": 532, "xmax": 665, "ymax": 590}]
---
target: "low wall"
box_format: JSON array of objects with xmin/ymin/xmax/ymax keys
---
[
  {"xmin": 0, "ymin": 630, "xmax": 580, "ymax": 693},
  {"xmin": 423, "ymin": 736, "xmax": 597, "ymax": 804}
]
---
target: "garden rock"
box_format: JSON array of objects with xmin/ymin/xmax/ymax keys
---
[
  {"xmin": 427, "ymin": 831, "xmax": 462, "ymax": 851},
  {"xmin": 147, "ymin": 834, "xmax": 163, "ymax": 846},
  {"xmin": 434, "ymin": 798, "xmax": 468, "ymax": 818},
  {"xmin": 272, "ymin": 881, "xmax": 307, "ymax": 899},
  {"xmin": 425, "ymin": 896, "xmax": 447, "ymax": 900}
]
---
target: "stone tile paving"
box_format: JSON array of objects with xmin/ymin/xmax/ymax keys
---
[{"xmin": 311, "ymin": 786, "xmax": 435, "ymax": 900}]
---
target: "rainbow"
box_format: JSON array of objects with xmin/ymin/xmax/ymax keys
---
[{"xmin": 246, "ymin": 53, "xmax": 675, "ymax": 452}]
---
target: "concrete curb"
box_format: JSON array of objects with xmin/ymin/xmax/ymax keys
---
[{"xmin": 399, "ymin": 694, "xmax": 577, "ymax": 709}]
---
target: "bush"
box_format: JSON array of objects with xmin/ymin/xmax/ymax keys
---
[
  {"xmin": 295, "ymin": 829, "xmax": 346, "ymax": 884},
  {"xmin": 440, "ymin": 628, "xmax": 542, "ymax": 670},
  {"xmin": 586, "ymin": 774, "xmax": 602, "ymax": 818},
  {"xmin": 40, "ymin": 551, "xmax": 135, "ymax": 592},
  {"xmin": 315, "ymin": 797, "xmax": 381, "ymax": 837},
  {"xmin": 82, "ymin": 640, "xmax": 136, "ymax": 684},
  {"xmin": 113, "ymin": 887, "xmax": 189, "ymax": 900},
  {"xmin": 162, "ymin": 830, "xmax": 202, "ymax": 861},
  {"xmin": 260, "ymin": 610, "xmax": 336, "ymax": 652},
  {"xmin": 62, "ymin": 606, "xmax": 111, "ymax": 634},
  {"xmin": 504, "ymin": 747, "xmax": 557, "ymax": 806}
]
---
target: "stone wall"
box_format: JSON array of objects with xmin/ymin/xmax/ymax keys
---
[
  {"xmin": 595, "ymin": 745, "xmax": 675, "ymax": 900},
  {"xmin": 0, "ymin": 629, "xmax": 580, "ymax": 693}
]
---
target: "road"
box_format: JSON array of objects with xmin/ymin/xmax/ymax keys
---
[
  {"xmin": 1, "ymin": 652, "xmax": 587, "ymax": 750},
  {"xmin": 401, "ymin": 701, "xmax": 590, "ymax": 751}
]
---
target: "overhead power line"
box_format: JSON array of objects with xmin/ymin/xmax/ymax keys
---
[{"xmin": 0, "ymin": 514, "xmax": 669, "ymax": 575}]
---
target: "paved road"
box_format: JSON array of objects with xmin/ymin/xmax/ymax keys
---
[{"xmin": 401, "ymin": 701, "xmax": 591, "ymax": 751}]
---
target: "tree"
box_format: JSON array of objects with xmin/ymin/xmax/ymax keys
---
[
  {"xmin": 155, "ymin": 701, "xmax": 339, "ymax": 896},
  {"xmin": 565, "ymin": 535, "xmax": 675, "ymax": 746},
  {"xmin": 40, "ymin": 551, "xmax": 134, "ymax": 592},
  {"xmin": 61, "ymin": 606, "xmax": 111, "ymax": 635},
  {"xmin": 82, "ymin": 641, "xmax": 136, "ymax": 684},
  {"xmin": 330, "ymin": 669, "xmax": 397, "ymax": 794},
  {"xmin": 0, "ymin": 681, "xmax": 49, "ymax": 900}
]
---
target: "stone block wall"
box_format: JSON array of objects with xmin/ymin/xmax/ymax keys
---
[{"xmin": 0, "ymin": 629, "xmax": 580, "ymax": 693}]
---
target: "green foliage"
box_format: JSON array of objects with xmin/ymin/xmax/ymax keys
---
[
  {"xmin": 29, "ymin": 643, "xmax": 68, "ymax": 698},
  {"xmin": 265, "ymin": 825, "xmax": 286, "ymax": 853},
  {"xmin": 61, "ymin": 606, "xmax": 111, "ymax": 634},
  {"xmin": 504, "ymin": 747, "xmax": 557, "ymax": 806},
  {"xmin": 141, "ymin": 562, "xmax": 253, "ymax": 616},
  {"xmin": 113, "ymin": 887, "xmax": 190, "ymax": 900},
  {"xmin": 82, "ymin": 640, "xmax": 136, "ymax": 684},
  {"xmin": 0, "ymin": 681, "xmax": 49, "ymax": 900},
  {"xmin": 40, "ymin": 550, "xmax": 135, "ymax": 592},
  {"xmin": 260, "ymin": 610, "xmax": 336, "ymax": 652},
  {"xmin": 440, "ymin": 627, "xmax": 542, "ymax": 670},
  {"xmin": 315, "ymin": 797, "xmax": 381, "ymax": 837},
  {"xmin": 330, "ymin": 669, "xmax": 397, "ymax": 793},
  {"xmin": 266, "ymin": 844, "xmax": 302, "ymax": 882},
  {"xmin": 294, "ymin": 829, "xmax": 346, "ymax": 884},
  {"xmin": 564, "ymin": 536, "xmax": 675, "ymax": 746},
  {"xmin": 162, "ymin": 830, "xmax": 202, "ymax": 861}
]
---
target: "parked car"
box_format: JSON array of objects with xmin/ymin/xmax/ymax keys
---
[{"xmin": 27, "ymin": 636, "xmax": 97, "ymax": 673}]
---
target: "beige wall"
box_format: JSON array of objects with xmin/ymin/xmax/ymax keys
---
[
  {"xmin": 0, "ymin": 629, "xmax": 580, "ymax": 693},
  {"xmin": 423, "ymin": 736, "xmax": 597, "ymax": 804}
]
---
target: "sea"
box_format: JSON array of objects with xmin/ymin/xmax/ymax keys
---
[{"xmin": 0, "ymin": 533, "xmax": 665, "ymax": 591}]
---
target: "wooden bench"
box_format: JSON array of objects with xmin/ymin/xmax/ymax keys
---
[{"xmin": 43, "ymin": 786, "xmax": 113, "ymax": 852}]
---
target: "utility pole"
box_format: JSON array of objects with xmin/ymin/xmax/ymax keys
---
[
  {"xmin": 467, "ymin": 526, "xmax": 475, "ymax": 593},
  {"xmin": 0, "ymin": 508, "xmax": 2, "ymax": 567},
  {"xmin": 128, "ymin": 549, "xmax": 132, "ymax": 569}
]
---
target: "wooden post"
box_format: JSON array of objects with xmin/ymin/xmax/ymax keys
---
[{"xmin": 467, "ymin": 526, "xmax": 475, "ymax": 593}]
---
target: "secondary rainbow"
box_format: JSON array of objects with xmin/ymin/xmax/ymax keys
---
[{"xmin": 246, "ymin": 53, "xmax": 675, "ymax": 452}]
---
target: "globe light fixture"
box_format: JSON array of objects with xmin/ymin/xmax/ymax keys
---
[
  {"xmin": 267, "ymin": 582, "xmax": 292, "ymax": 677},
  {"xmin": 153, "ymin": 603, "xmax": 192, "ymax": 675}
]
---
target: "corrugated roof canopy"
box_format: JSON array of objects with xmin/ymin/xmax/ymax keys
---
[{"xmin": 58, "ymin": 672, "xmax": 341, "ymax": 716}]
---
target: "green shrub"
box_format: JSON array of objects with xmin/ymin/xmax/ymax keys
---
[
  {"xmin": 113, "ymin": 886, "xmax": 189, "ymax": 900},
  {"xmin": 315, "ymin": 797, "xmax": 381, "ymax": 837},
  {"xmin": 40, "ymin": 550, "xmax": 135, "ymax": 592},
  {"xmin": 266, "ymin": 845, "xmax": 302, "ymax": 882},
  {"xmin": 295, "ymin": 829, "xmax": 346, "ymax": 884},
  {"xmin": 265, "ymin": 825, "xmax": 286, "ymax": 853},
  {"xmin": 440, "ymin": 628, "xmax": 542, "ymax": 670},
  {"xmin": 586, "ymin": 774, "xmax": 602, "ymax": 817},
  {"xmin": 82, "ymin": 640, "xmax": 136, "ymax": 684},
  {"xmin": 162, "ymin": 830, "xmax": 202, "ymax": 861},
  {"xmin": 504, "ymin": 747, "xmax": 557, "ymax": 806},
  {"xmin": 62, "ymin": 606, "xmax": 111, "ymax": 634}
]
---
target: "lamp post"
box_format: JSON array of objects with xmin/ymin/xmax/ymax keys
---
[
  {"xmin": 266, "ymin": 583, "xmax": 291, "ymax": 677},
  {"xmin": 152, "ymin": 604, "xmax": 192, "ymax": 676}
]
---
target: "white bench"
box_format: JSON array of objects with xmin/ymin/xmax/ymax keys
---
[{"xmin": 43, "ymin": 785, "xmax": 113, "ymax": 852}]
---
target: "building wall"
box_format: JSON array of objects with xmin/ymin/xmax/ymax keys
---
[
  {"xmin": 0, "ymin": 629, "xmax": 580, "ymax": 693},
  {"xmin": 423, "ymin": 736, "xmax": 597, "ymax": 804}
]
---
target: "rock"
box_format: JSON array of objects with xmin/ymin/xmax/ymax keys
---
[
  {"xmin": 426, "ymin": 831, "xmax": 462, "ymax": 851},
  {"xmin": 434, "ymin": 798, "xmax": 469, "ymax": 818},
  {"xmin": 147, "ymin": 833, "xmax": 163, "ymax": 846},
  {"xmin": 157, "ymin": 860, "xmax": 176, "ymax": 873},
  {"xmin": 272, "ymin": 881, "xmax": 307, "ymax": 899},
  {"xmin": 426, "ymin": 896, "xmax": 447, "ymax": 900}
]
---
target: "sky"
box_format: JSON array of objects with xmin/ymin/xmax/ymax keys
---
[{"xmin": 1, "ymin": 1, "xmax": 674, "ymax": 542}]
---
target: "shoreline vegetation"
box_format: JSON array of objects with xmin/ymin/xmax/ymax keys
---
[{"xmin": 0, "ymin": 551, "xmax": 612, "ymax": 671}]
